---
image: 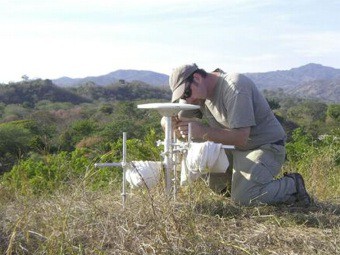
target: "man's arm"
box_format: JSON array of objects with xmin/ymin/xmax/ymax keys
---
[{"xmin": 176, "ymin": 120, "xmax": 250, "ymax": 148}]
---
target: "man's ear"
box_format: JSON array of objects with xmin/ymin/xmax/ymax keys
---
[{"xmin": 192, "ymin": 72, "xmax": 202, "ymax": 84}]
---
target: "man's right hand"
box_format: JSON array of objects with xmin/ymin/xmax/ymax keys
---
[{"xmin": 160, "ymin": 116, "xmax": 182, "ymax": 139}]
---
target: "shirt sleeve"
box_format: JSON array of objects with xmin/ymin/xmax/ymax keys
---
[{"xmin": 224, "ymin": 74, "xmax": 256, "ymax": 129}]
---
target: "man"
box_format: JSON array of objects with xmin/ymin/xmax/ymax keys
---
[{"xmin": 168, "ymin": 63, "xmax": 311, "ymax": 206}]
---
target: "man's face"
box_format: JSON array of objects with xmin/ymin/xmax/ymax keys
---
[
  {"xmin": 181, "ymin": 74, "xmax": 207, "ymax": 106},
  {"xmin": 180, "ymin": 81, "xmax": 192, "ymax": 101}
]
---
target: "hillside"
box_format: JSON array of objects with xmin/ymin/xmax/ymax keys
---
[
  {"xmin": 71, "ymin": 82, "xmax": 171, "ymax": 101},
  {"xmin": 0, "ymin": 66, "xmax": 339, "ymax": 254},
  {"xmin": 0, "ymin": 80, "xmax": 171, "ymax": 105},
  {"xmin": 245, "ymin": 63, "xmax": 340, "ymax": 90},
  {"xmin": 1, "ymin": 181, "xmax": 339, "ymax": 254},
  {"xmin": 51, "ymin": 63, "xmax": 340, "ymax": 103},
  {"xmin": 287, "ymin": 79, "xmax": 340, "ymax": 103},
  {"xmin": 0, "ymin": 79, "xmax": 90, "ymax": 105},
  {"xmin": 53, "ymin": 70, "xmax": 169, "ymax": 87},
  {"xmin": 245, "ymin": 63, "xmax": 340, "ymax": 103}
]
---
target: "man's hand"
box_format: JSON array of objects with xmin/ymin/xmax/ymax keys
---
[
  {"xmin": 163, "ymin": 116, "xmax": 250, "ymax": 147},
  {"xmin": 161, "ymin": 116, "xmax": 182, "ymax": 139},
  {"xmin": 175, "ymin": 118, "xmax": 206, "ymax": 140},
  {"xmin": 176, "ymin": 118, "xmax": 251, "ymax": 147}
]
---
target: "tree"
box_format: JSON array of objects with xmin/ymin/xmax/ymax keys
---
[
  {"xmin": 59, "ymin": 119, "xmax": 98, "ymax": 151},
  {"xmin": 327, "ymin": 104, "xmax": 340, "ymax": 122},
  {"xmin": 267, "ymin": 98, "xmax": 280, "ymax": 110},
  {"xmin": 100, "ymin": 104, "xmax": 113, "ymax": 114},
  {"xmin": 21, "ymin": 75, "xmax": 29, "ymax": 81},
  {"xmin": 287, "ymin": 101, "xmax": 328, "ymax": 123},
  {"xmin": 0, "ymin": 121, "xmax": 34, "ymax": 172}
]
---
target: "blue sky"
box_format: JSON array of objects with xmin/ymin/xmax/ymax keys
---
[{"xmin": 1, "ymin": 0, "xmax": 339, "ymax": 82}]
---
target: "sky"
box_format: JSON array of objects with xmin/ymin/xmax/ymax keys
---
[{"xmin": 1, "ymin": 0, "xmax": 340, "ymax": 83}]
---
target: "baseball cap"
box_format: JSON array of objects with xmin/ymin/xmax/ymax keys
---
[{"xmin": 169, "ymin": 63, "xmax": 198, "ymax": 102}]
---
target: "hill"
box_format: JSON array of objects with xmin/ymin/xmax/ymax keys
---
[
  {"xmin": 245, "ymin": 63, "xmax": 340, "ymax": 102},
  {"xmin": 287, "ymin": 79, "xmax": 340, "ymax": 103},
  {"xmin": 52, "ymin": 63, "xmax": 340, "ymax": 103},
  {"xmin": 245, "ymin": 63, "xmax": 340, "ymax": 90},
  {"xmin": 53, "ymin": 70, "xmax": 169, "ymax": 87},
  {"xmin": 71, "ymin": 82, "xmax": 171, "ymax": 101},
  {"xmin": 0, "ymin": 80, "xmax": 171, "ymax": 106},
  {"xmin": 0, "ymin": 79, "xmax": 90, "ymax": 105}
]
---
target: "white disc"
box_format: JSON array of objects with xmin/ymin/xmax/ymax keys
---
[{"xmin": 137, "ymin": 103, "xmax": 200, "ymax": 116}]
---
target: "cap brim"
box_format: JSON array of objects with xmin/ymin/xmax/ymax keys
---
[{"xmin": 171, "ymin": 83, "xmax": 185, "ymax": 102}]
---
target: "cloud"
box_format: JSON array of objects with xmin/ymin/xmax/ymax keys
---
[
  {"xmin": 280, "ymin": 31, "xmax": 340, "ymax": 57},
  {"xmin": 1, "ymin": 0, "xmax": 340, "ymax": 82}
]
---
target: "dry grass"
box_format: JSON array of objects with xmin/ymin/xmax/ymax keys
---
[{"xmin": 1, "ymin": 180, "xmax": 339, "ymax": 255}]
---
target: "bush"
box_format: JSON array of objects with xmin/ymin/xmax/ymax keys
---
[
  {"xmin": 1, "ymin": 149, "xmax": 120, "ymax": 195},
  {"xmin": 284, "ymin": 128, "xmax": 340, "ymax": 200},
  {"xmin": 1, "ymin": 129, "xmax": 162, "ymax": 195}
]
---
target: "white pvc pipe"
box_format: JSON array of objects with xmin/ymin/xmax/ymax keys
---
[
  {"xmin": 222, "ymin": 145, "xmax": 235, "ymax": 149},
  {"xmin": 164, "ymin": 116, "xmax": 172, "ymax": 195},
  {"xmin": 172, "ymin": 130, "xmax": 177, "ymax": 201},
  {"xmin": 122, "ymin": 132, "xmax": 127, "ymax": 209},
  {"xmin": 94, "ymin": 163, "xmax": 122, "ymax": 167},
  {"xmin": 94, "ymin": 132, "xmax": 128, "ymax": 209}
]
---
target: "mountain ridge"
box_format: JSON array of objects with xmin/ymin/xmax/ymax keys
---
[
  {"xmin": 245, "ymin": 63, "xmax": 340, "ymax": 89},
  {"xmin": 53, "ymin": 69, "xmax": 169, "ymax": 87},
  {"xmin": 52, "ymin": 63, "xmax": 340, "ymax": 103}
]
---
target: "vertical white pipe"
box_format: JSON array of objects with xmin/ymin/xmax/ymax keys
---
[
  {"xmin": 122, "ymin": 132, "xmax": 127, "ymax": 209},
  {"xmin": 164, "ymin": 116, "xmax": 172, "ymax": 195},
  {"xmin": 172, "ymin": 130, "xmax": 177, "ymax": 201}
]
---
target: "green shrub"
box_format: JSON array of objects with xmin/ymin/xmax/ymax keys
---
[
  {"xmin": 285, "ymin": 128, "xmax": 340, "ymax": 200},
  {"xmin": 1, "ymin": 149, "xmax": 119, "ymax": 195},
  {"xmin": 1, "ymin": 129, "xmax": 162, "ymax": 195}
]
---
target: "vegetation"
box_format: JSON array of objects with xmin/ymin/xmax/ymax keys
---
[
  {"xmin": 1, "ymin": 182, "xmax": 339, "ymax": 254},
  {"xmin": 0, "ymin": 79, "xmax": 90, "ymax": 106},
  {"xmin": 0, "ymin": 80, "xmax": 339, "ymax": 254},
  {"xmin": 0, "ymin": 80, "xmax": 169, "ymax": 172}
]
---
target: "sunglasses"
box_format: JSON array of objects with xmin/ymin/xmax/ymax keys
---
[
  {"xmin": 180, "ymin": 72, "xmax": 196, "ymax": 100},
  {"xmin": 181, "ymin": 81, "xmax": 192, "ymax": 100}
]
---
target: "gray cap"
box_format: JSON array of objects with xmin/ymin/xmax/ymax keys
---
[{"xmin": 169, "ymin": 63, "xmax": 198, "ymax": 102}]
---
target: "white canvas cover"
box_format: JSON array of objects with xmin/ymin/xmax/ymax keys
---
[{"xmin": 125, "ymin": 161, "xmax": 162, "ymax": 189}]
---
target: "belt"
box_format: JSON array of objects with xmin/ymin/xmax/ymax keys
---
[{"xmin": 272, "ymin": 139, "xmax": 285, "ymax": 146}]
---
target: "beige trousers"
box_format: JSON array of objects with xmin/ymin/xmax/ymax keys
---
[{"xmin": 205, "ymin": 144, "xmax": 296, "ymax": 205}]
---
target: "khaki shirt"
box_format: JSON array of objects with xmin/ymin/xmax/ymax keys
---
[{"xmin": 180, "ymin": 72, "xmax": 286, "ymax": 150}]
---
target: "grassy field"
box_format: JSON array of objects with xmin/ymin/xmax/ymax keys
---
[
  {"xmin": 0, "ymin": 135, "xmax": 339, "ymax": 254},
  {"xmin": 0, "ymin": 175, "xmax": 339, "ymax": 255}
]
